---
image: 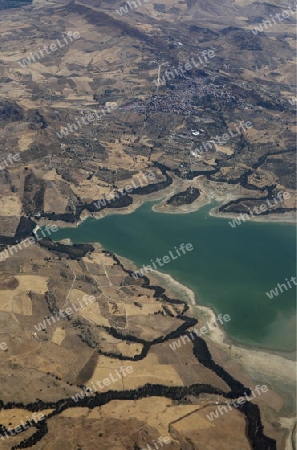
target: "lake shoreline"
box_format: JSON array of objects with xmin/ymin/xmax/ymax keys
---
[
  {"xmin": 151, "ymin": 177, "xmax": 296, "ymax": 224},
  {"xmin": 38, "ymin": 174, "xmax": 296, "ymax": 231},
  {"xmin": 146, "ymin": 268, "xmax": 296, "ymax": 366},
  {"xmin": 109, "ymin": 256, "xmax": 296, "ymax": 447},
  {"xmin": 52, "ymin": 198, "xmax": 296, "ymax": 353}
]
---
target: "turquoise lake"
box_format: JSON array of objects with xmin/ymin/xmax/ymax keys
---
[{"xmin": 53, "ymin": 202, "xmax": 296, "ymax": 352}]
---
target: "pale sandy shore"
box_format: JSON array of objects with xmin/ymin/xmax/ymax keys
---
[
  {"xmin": 49, "ymin": 179, "xmax": 176, "ymax": 230},
  {"xmin": 52, "ymin": 189, "xmax": 296, "ymax": 383},
  {"xmin": 146, "ymin": 269, "xmax": 296, "ymax": 449},
  {"xmin": 148, "ymin": 269, "xmax": 296, "ymax": 384},
  {"xmin": 50, "ymin": 230, "xmax": 297, "ymax": 375},
  {"xmin": 57, "ymin": 236, "xmax": 295, "ymax": 385},
  {"xmin": 155, "ymin": 199, "xmax": 296, "ymax": 224},
  {"xmin": 150, "ymin": 176, "xmax": 296, "ymax": 224},
  {"xmin": 151, "ymin": 177, "xmax": 211, "ymax": 214},
  {"xmin": 154, "ymin": 192, "xmax": 296, "ymax": 225},
  {"xmin": 42, "ymin": 173, "xmax": 295, "ymax": 229},
  {"xmin": 50, "ymin": 178, "xmax": 295, "ymax": 448},
  {"xmin": 53, "ymin": 245, "xmax": 295, "ymax": 447},
  {"xmin": 92, "ymin": 193, "xmax": 296, "ymax": 224},
  {"xmin": 209, "ymin": 206, "xmax": 297, "ymax": 225}
]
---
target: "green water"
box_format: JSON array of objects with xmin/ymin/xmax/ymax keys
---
[{"xmin": 53, "ymin": 202, "xmax": 296, "ymax": 352}]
